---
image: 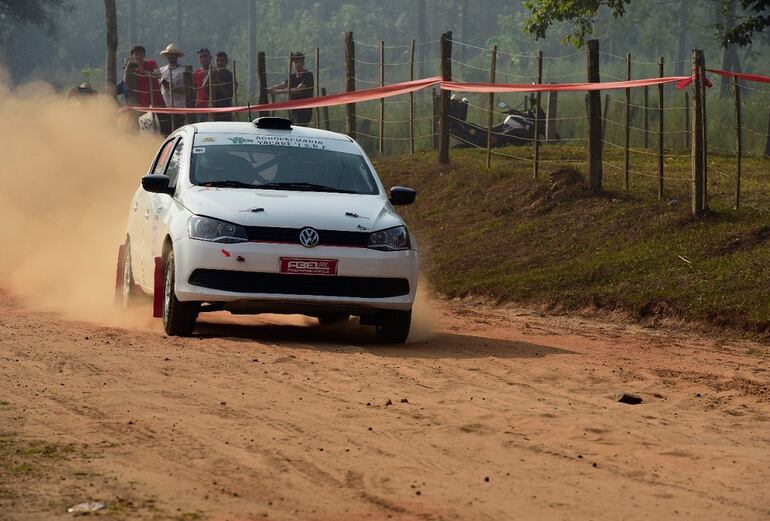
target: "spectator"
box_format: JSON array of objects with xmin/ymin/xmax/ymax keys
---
[
  {"xmin": 159, "ymin": 43, "xmax": 187, "ymax": 129},
  {"xmin": 193, "ymin": 48, "xmax": 213, "ymax": 111},
  {"xmin": 212, "ymin": 51, "xmax": 234, "ymax": 122},
  {"xmin": 268, "ymin": 51, "xmax": 314, "ymax": 126},
  {"xmin": 123, "ymin": 45, "xmax": 165, "ymax": 108}
]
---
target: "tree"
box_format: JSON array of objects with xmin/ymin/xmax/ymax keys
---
[
  {"xmin": 523, "ymin": 0, "xmax": 769, "ymax": 47},
  {"xmin": 0, "ymin": 0, "xmax": 67, "ymax": 40},
  {"xmin": 103, "ymin": 0, "xmax": 117, "ymax": 94}
]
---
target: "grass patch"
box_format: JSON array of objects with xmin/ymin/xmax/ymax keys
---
[{"xmin": 375, "ymin": 145, "xmax": 770, "ymax": 334}]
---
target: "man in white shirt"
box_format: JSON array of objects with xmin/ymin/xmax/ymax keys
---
[{"xmin": 159, "ymin": 43, "xmax": 187, "ymax": 130}]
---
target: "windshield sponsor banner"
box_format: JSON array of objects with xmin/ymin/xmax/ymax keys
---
[
  {"xmin": 280, "ymin": 257, "xmax": 338, "ymax": 276},
  {"xmin": 193, "ymin": 133, "xmax": 353, "ymax": 152}
]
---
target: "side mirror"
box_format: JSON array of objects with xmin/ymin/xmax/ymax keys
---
[
  {"xmin": 389, "ymin": 186, "xmax": 416, "ymax": 206},
  {"xmin": 141, "ymin": 174, "xmax": 174, "ymax": 195}
]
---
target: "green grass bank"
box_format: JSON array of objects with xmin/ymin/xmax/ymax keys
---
[{"xmin": 375, "ymin": 146, "xmax": 770, "ymax": 334}]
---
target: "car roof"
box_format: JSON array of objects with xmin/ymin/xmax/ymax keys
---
[{"xmin": 182, "ymin": 121, "xmax": 355, "ymax": 142}]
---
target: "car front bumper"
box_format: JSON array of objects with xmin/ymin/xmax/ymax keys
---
[{"xmin": 172, "ymin": 238, "xmax": 419, "ymax": 313}]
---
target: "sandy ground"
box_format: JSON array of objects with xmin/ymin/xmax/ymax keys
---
[{"xmin": 1, "ymin": 290, "xmax": 769, "ymax": 521}]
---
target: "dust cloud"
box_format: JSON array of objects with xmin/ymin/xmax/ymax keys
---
[{"xmin": 0, "ymin": 75, "xmax": 161, "ymax": 325}]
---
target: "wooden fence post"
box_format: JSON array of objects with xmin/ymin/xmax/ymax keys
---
[
  {"xmin": 684, "ymin": 91, "xmax": 690, "ymax": 150},
  {"xmin": 533, "ymin": 50, "xmax": 543, "ymax": 179},
  {"xmin": 257, "ymin": 52, "xmax": 268, "ymax": 117},
  {"xmin": 379, "ymin": 40, "xmax": 385, "ymax": 155},
  {"xmin": 642, "ymin": 85, "xmax": 650, "ymax": 150},
  {"xmin": 486, "ymin": 45, "xmax": 497, "ymax": 169},
  {"xmin": 587, "ymin": 39, "xmax": 602, "ymax": 193},
  {"xmin": 657, "ymin": 56, "xmax": 665, "ymax": 200},
  {"xmin": 765, "ymin": 110, "xmax": 770, "ymax": 158},
  {"xmin": 344, "ymin": 32, "xmax": 356, "ymax": 140},
  {"xmin": 733, "ymin": 76, "xmax": 742, "ymax": 209},
  {"xmin": 602, "ymin": 94, "xmax": 610, "ymax": 138},
  {"xmin": 286, "ymin": 54, "xmax": 293, "ymax": 121},
  {"xmin": 438, "ymin": 31, "xmax": 452, "ymax": 164},
  {"xmin": 432, "ymin": 88, "xmax": 439, "ymax": 150},
  {"xmin": 624, "ymin": 53, "xmax": 631, "ymax": 190},
  {"xmin": 125, "ymin": 63, "xmax": 138, "ymax": 106},
  {"xmin": 321, "ymin": 87, "xmax": 330, "ymax": 130},
  {"xmin": 183, "ymin": 65, "xmax": 194, "ymax": 125},
  {"xmin": 409, "ymin": 39, "xmax": 415, "ymax": 155},
  {"xmin": 315, "ymin": 47, "xmax": 320, "ymax": 128},
  {"xmin": 701, "ymin": 52, "xmax": 708, "ymax": 210},
  {"xmin": 545, "ymin": 86, "xmax": 558, "ymax": 142},
  {"xmin": 232, "ymin": 60, "xmax": 238, "ymax": 110},
  {"xmin": 691, "ymin": 49, "xmax": 706, "ymax": 217}
]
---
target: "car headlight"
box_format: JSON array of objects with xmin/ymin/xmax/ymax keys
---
[
  {"xmin": 188, "ymin": 215, "xmax": 248, "ymax": 243},
  {"xmin": 368, "ymin": 226, "xmax": 411, "ymax": 251}
]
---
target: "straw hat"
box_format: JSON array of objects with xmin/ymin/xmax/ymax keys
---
[{"xmin": 160, "ymin": 43, "xmax": 184, "ymax": 57}]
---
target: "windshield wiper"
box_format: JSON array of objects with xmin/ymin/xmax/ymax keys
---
[
  {"xmin": 256, "ymin": 182, "xmax": 357, "ymax": 194},
  {"xmin": 199, "ymin": 180, "xmax": 256, "ymax": 189}
]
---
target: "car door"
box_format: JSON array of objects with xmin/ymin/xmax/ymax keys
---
[{"xmin": 138, "ymin": 137, "xmax": 179, "ymax": 289}]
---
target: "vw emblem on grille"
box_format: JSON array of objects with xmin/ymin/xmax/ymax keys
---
[{"xmin": 299, "ymin": 227, "xmax": 320, "ymax": 248}]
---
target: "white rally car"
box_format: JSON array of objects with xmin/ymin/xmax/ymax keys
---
[{"xmin": 119, "ymin": 118, "xmax": 418, "ymax": 343}]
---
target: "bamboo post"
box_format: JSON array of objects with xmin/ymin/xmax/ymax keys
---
[
  {"xmin": 602, "ymin": 94, "xmax": 610, "ymax": 138},
  {"xmin": 657, "ymin": 57, "xmax": 665, "ymax": 199},
  {"xmin": 409, "ymin": 39, "xmax": 415, "ymax": 155},
  {"xmin": 438, "ymin": 31, "xmax": 452, "ymax": 165},
  {"xmin": 684, "ymin": 91, "xmax": 690, "ymax": 150},
  {"xmin": 232, "ymin": 60, "xmax": 238, "ymax": 109},
  {"xmin": 642, "ymin": 85, "xmax": 650, "ymax": 150},
  {"xmin": 315, "ymin": 47, "xmax": 320, "ymax": 128},
  {"xmin": 624, "ymin": 53, "xmax": 631, "ymax": 190},
  {"xmin": 379, "ymin": 40, "xmax": 385, "ymax": 155},
  {"xmin": 486, "ymin": 45, "xmax": 497, "ymax": 169},
  {"xmin": 183, "ymin": 65, "xmax": 194, "ymax": 125},
  {"xmin": 765, "ymin": 110, "xmax": 770, "ymax": 158},
  {"xmin": 545, "ymin": 86, "xmax": 558, "ymax": 142},
  {"xmin": 587, "ymin": 40, "xmax": 602, "ymax": 193},
  {"xmin": 533, "ymin": 50, "xmax": 543, "ymax": 179},
  {"xmin": 691, "ymin": 49, "xmax": 706, "ymax": 217},
  {"xmin": 344, "ymin": 32, "xmax": 356, "ymax": 140},
  {"xmin": 257, "ymin": 51, "xmax": 268, "ymax": 117},
  {"xmin": 321, "ymin": 87, "xmax": 330, "ymax": 130},
  {"xmin": 733, "ymin": 76, "xmax": 742, "ymax": 209}
]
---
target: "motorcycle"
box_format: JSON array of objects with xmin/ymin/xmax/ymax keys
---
[{"xmin": 445, "ymin": 94, "xmax": 553, "ymax": 148}]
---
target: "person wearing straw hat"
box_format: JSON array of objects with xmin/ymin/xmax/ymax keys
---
[{"xmin": 159, "ymin": 43, "xmax": 187, "ymax": 109}]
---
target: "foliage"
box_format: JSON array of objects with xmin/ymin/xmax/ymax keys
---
[
  {"xmin": 724, "ymin": 0, "xmax": 770, "ymax": 45},
  {"xmin": 0, "ymin": 0, "xmax": 68, "ymax": 41},
  {"xmin": 522, "ymin": 0, "xmax": 631, "ymax": 47}
]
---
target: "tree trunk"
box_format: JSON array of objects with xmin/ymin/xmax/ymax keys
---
[
  {"xmin": 175, "ymin": 0, "xmax": 182, "ymax": 47},
  {"xmin": 417, "ymin": 0, "xmax": 426, "ymax": 78},
  {"xmin": 104, "ymin": 0, "xmax": 118, "ymax": 95},
  {"xmin": 459, "ymin": 0, "xmax": 469, "ymax": 64},
  {"xmin": 128, "ymin": 0, "xmax": 137, "ymax": 49},
  {"xmin": 674, "ymin": 0, "xmax": 689, "ymax": 76},
  {"xmin": 247, "ymin": 0, "xmax": 257, "ymax": 102},
  {"xmin": 720, "ymin": 0, "xmax": 742, "ymax": 96}
]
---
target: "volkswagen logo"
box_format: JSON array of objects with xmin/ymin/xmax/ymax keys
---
[{"xmin": 299, "ymin": 227, "xmax": 320, "ymax": 248}]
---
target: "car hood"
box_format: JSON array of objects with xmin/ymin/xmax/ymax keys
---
[{"xmin": 180, "ymin": 186, "xmax": 403, "ymax": 232}]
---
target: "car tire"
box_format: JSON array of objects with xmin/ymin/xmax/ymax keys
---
[
  {"xmin": 375, "ymin": 309, "xmax": 411, "ymax": 344},
  {"xmin": 317, "ymin": 314, "xmax": 350, "ymax": 326},
  {"xmin": 162, "ymin": 251, "xmax": 199, "ymax": 336},
  {"xmin": 121, "ymin": 242, "xmax": 141, "ymax": 309}
]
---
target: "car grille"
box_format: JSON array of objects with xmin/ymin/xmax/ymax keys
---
[
  {"xmin": 188, "ymin": 269, "xmax": 410, "ymax": 298},
  {"xmin": 245, "ymin": 226, "xmax": 370, "ymax": 247}
]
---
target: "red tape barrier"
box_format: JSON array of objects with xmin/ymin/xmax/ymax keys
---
[{"xmin": 129, "ymin": 69, "xmax": 769, "ymax": 115}]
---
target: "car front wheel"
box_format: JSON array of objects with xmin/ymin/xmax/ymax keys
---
[
  {"xmin": 375, "ymin": 309, "xmax": 411, "ymax": 344},
  {"xmin": 162, "ymin": 251, "xmax": 199, "ymax": 336}
]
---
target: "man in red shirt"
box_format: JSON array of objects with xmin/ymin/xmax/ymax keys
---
[
  {"xmin": 123, "ymin": 45, "xmax": 165, "ymax": 108},
  {"xmin": 193, "ymin": 48, "xmax": 213, "ymax": 109}
]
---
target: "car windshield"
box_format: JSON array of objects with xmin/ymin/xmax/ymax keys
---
[{"xmin": 189, "ymin": 142, "xmax": 379, "ymax": 195}]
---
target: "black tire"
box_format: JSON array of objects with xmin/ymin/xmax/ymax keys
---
[
  {"xmin": 375, "ymin": 310, "xmax": 411, "ymax": 344},
  {"xmin": 317, "ymin": 314, "xmax": 350, "ymax": 326},
  {"xmin": 120, "ymin": 242, "xmax": 141, "ymax": 309},
  {"xmin": 162, "ymin": 251, "xmax": 199, "ymax": 336}
]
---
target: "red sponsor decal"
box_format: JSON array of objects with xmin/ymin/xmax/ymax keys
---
[{"xmin": 280, "ymin": 257, "xmax": 338, "ymax": 276}]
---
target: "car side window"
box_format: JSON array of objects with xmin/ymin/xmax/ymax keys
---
[
  {"xmin": 164, "ymin": 140, "xmax": 184, "ymax": 186},
  {"xmin": 151, "ymin": 138, "xmax": 177, "ymax": 175}
]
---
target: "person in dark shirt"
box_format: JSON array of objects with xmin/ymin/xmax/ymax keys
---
[
  {"xmin": 213, "ymin": 51, "xmax": 234, "ymax": 121},
  {"xmin": 268, "ymin": 51, "xmax": 314, "ymax": 126}
]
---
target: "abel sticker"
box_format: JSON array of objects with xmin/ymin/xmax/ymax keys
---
[{"xmin": 192, "ymin": 147, "xmax": 206, "ymax": 154}]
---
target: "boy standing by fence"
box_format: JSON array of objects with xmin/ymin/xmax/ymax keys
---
[{"xmin": 268, "ymin": 51, "xmax": 314, "ymax": 126}]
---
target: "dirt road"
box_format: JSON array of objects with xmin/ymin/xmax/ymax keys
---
[{"xmin": 1, "ymin": 290, "xmax": 769, "ymax": 520}]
